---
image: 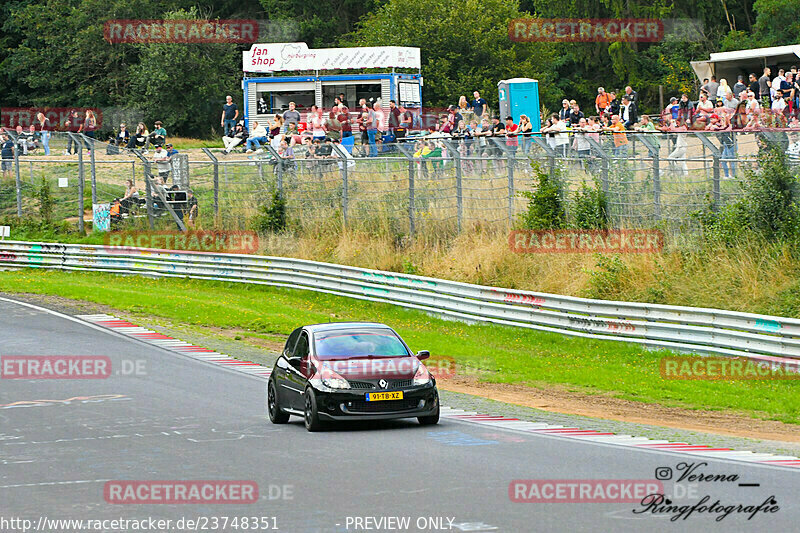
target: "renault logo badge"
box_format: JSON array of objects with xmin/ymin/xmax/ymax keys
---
[{"xmin": 379, "ymin": 379, "xmax": 388, "ymax": 389}]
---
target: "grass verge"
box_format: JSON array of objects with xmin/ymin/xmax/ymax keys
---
[{"xmin": 0, "ymin": 269, "xmax": 798, "ymax": 425}]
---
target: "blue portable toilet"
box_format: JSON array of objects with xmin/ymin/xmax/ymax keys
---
[{"xmin": 498, "ymin": 78, "xmax": 540, "ymax": 132}]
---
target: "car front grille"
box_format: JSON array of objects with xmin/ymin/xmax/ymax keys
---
[
  {"xmin": 347, "ymin": 379, "xmax": 413, "ymax": 390},
  {"xmin": 344, "ymin": 399, "xmax": 423, "ymax": 413}
]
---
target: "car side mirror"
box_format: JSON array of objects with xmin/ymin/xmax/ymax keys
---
[{"xmin": 416, "ymin": 350, "xmax": 430, "ymax": 360}]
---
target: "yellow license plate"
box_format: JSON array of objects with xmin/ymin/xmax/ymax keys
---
[{"xmin": 366, "ymin": 391, "xmax": 403, "ymax": 401}]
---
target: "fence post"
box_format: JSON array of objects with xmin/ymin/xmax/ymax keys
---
[
  {"xmin": 73, "ymin": 133, "xmax": 85, "ymax": 233},
  {"xmin": 86, "ymin": 135, "xmax": 97, "ymax": 205},
  {"xmin": 712, "ymin": 156, "xmax": 721, "ymax": 211},
  {"xmin": 265, "ymin": 145, "xmax": 283, "ymax": 195},
  {"xmin": 639, "ymin": 135, "xmax": 661, "ymax": 222},
  {"xmin": 333, "ymin": 144, "xmax": 349, "ymax": 227},
  {"xmin": 14, "ymin": 139, "xmax": 22, "ymax": 217},
  {"xmin": 442, "ymin": 140, "xmax": 462, "ymax": 232},
  {"xmin": 397, "ymin": 144, "xmax": 416, "ymax": 235},
  {"xmin": 131, "ymin": 150, "xmax": 155, "ymax": 229},
  {"xmin": 201, "ymin": 148, "xmax": 220, "ymax": 221},
  {"xmin": 693, "ymin": 132, "xmax": 723, "ymax": 213},
  {"xmin": 508, "ymin": 150, "xmax": 515, "ymax": 226}
]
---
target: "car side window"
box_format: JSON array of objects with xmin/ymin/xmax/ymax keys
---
[
  {"xmin": 283, "ymin": 327, "xmax": 302, "ymax": 358},
  {"xmin": 294, "ymin": 332, "xmax": 310, "ymax": 361}
]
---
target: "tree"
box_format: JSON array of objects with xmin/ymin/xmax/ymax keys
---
[
  {"xmin": 346, "ymin": 0, "xmax": 557, "ymax": 111},
  {"xmin": 127, "ymin": 8, "xmax": 243, "ymax": 137}
]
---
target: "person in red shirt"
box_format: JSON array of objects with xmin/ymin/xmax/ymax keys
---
[{"xmin": 504, "ymin": 116, "xmax": 519, "ymax": 158}]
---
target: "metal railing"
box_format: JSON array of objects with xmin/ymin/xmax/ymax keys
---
[{"xmin": 1, "ymin": 239, "xmax": 799, "ymax": 367}]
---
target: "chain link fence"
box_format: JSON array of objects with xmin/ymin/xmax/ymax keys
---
[{"xmin": 2, "ymin": 130, "xmax": 798, "ymax": 234}]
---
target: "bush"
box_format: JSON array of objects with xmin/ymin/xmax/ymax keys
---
[
  {"xmin": 38, "ymin": 178, "xmax": 54, "ymax": 223},
  {"xmin": 582, "ymin": 254, "xmax": 630, "ymax": 299},
  {"xmin": 251, "ymin": 191, "xmax": 286, "ymax": 233},
  {"xmin": 694, "ymin": 146, "xmax": 800, "ymax": 245},
  {"xmin": 518, "ymin": 163, "xmax": 566, "ymax": 230},
  {"xmin": 571, "ymin": 179, "xmax": 608, "ymax": 229}
]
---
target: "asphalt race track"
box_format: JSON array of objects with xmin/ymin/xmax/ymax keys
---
[{"xmin": 0, "ymin": 296, "xmax": 798, "ymax": 532}]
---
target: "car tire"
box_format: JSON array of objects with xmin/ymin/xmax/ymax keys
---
[
  {"xmin": 304, "ymin": 388, "xmax": 324, "ymax": 432},
  {"xmin": 418, "ymin": 406, "xmax": 440, "ymax": 426},
  {"xmin": 268, "ymin": 380, "xmax": 290, "ymax": 424}
]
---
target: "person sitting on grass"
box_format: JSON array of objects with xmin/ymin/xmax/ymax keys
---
[
  {"xmin": 147, "ymin": 121, "xmax": 166, "ymax": 149},
  {"xmin": 127, "ymin": 122, "xmax": 149, "ymax": 151}
]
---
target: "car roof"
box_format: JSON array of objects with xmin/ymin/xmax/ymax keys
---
[{"xmin": 304, "ymin": 322, "xmax": 393, "ymax": 333}]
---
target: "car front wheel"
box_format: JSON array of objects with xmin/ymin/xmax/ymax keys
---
[
  {"xmin": 418, "ymin": 405, "xmax": 440, "ymax": 426},
  {"xmin": 304, "ymin": 388, "xmax": 324, "ymax": 432},
  {"xmin": 268, "ymin": 380, "xmax": 290, "ymax": 424}
]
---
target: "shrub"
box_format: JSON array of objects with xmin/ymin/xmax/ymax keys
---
[
  {"xmin": 251, "ymin": 190, "xmax": 286, "ymax": 233},
  {"xmin": 518, "ymin": 163, "xmax": 566, "ymax": 230},
  {"xmin": 571, "ymin": 179, "xmax": 608, "ymax": 229}
]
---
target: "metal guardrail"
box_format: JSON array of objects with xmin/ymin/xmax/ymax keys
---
[{"xmin": 1, "ymin": 240, "xmax": 799, "ymax": 364}]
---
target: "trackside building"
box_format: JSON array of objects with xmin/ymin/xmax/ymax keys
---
[{"xmin": 241, "ymin": 42, "xmax": 422, "ymax": 129}]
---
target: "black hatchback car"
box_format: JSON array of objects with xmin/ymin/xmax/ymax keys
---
[{"xmin": 268, "ymin": 322, "xmax": 439, "ymax": 431}]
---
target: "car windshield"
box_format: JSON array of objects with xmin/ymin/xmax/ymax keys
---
[{"xmin": 313, "ymin": 329, "xmax": 410, "ymax": 359}]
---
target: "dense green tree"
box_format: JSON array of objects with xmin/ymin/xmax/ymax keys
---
[{"xmin": 346, "ymin": 0, "xmax": 557, "ymax": 110}]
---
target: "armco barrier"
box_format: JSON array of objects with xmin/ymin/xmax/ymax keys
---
[{"xmin": 1, "ymin": 240, "xmax": 799, "ymax": 364}]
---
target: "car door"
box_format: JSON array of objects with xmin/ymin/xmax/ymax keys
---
[
  {"xmin": 285, "ymin": 330, "xmax": 311, "ymax": 410},
  {"xmin": 274, "ymin": 327, "xmax": 302, "ymax": 407}
]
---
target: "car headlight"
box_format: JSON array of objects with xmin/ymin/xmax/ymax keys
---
[
  {"xmin": 321, "ymin": 370, "xmax": 350, "ymax": 389},
  {"xmin": 413, "ymin": 364, "xmax": 431, "ymax": 386}
]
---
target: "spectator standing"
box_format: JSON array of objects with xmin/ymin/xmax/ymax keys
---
[
  {"xmin": 568, "ymin": 102, "xmax": 584, "ymax": 126},
  {"xmin": 518, "ymin": 114, "xmax": 532, "ymax": 153},
  {"xmin": 83, "ymin": 109, "xmax": 97, "ymax": 152},
  {"xmin": 338, "ymin": 106, "xmax": 353, "ymax": 140},
  {"xmin": 387, "ymin": 100, "xmax": 402, "ymax": 141},
  {"xmin": 282, "ymin": 102, "xmax": 301, "ymax": 130},
  {"xmin": 324, "ymin": 111, "xmax": 341, "ymax": 141},
  {"xmin": 606, "ymin": 114, "xmax": 628, "ymax": 156},
  {"xmin": 63, "ymin": 110, "xmax": 81, "ymax": 155},
  {"xmin": 1, "ymin": 134, "xmax": 13, "ymax": 178},
  {"xmin": 717, "ymin": 79, "xmax": 731, "ymax": 102},
  {"xmin": 504, "ymin": 116, "xmax": 518, "ymax": 157},
  {"xmin": 220, "ymin": 95, "xmax": 239, "ymax": 136},
  {"xmin": 666, "ymin": 119, "xmax": 689, "ymax": 177},
  {"xmin": 309, "ymin": 106, "xmax": 326, "ymax": 141},
  {"xmin": 152, "ymin": 145, "xmax": 171, "ymax": 181},
  {"xmin": 620, "ymin": 96, "xmax": 638, "ymax": 129},
  {"xmin": 748, "ymin": 73, "xmax": 760, "ymax": 99},
  {"xmin": 772, "ymin": 69, "xmax": 786, "ymax": 100},
  {"xmin": 36, "ymin": 112, "xmax": 51, "ymax": 155},
  {"xmin": 732, "ymin": 76, "xmax": 747, "ymax": 99},
  {"xmin": 759, "ymin": 67, "xmax": 772, "ymax": 107},
  {"xmin": 595, "ymin": 87, "xmax": 612, "ymax": 115},
  {"xmin": 706, "ymin": 76, "xmax": 720, "ymax": 103},
  {"xmin": 719, "ymin": 127, "xmax": 736, "ymax": 179},
  {"xmin": 543, "ymin": 114, "xmax": 569, "ymax": 157},
  {"xmin": 624, "ymin": 86, "xmax": 638, "ymax": 105},
  {"xmin": 607, "ymin": 92, "xmax": 620, "ymax": 117},
  {"xmin": 558, "ymin": 99, "xmax": 571, "ymax": 121},
  {"xmin": 573, "ymin": 117, "xmax": 591, "ymax": 159},
  {"xmin": 470, "ymin": 91, "xmax": 487, "ymax": 117}
]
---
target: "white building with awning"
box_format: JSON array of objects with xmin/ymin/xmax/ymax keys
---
[{"xmin": 691, "ymin": 45, "xmax": 800, "ymax": 83}]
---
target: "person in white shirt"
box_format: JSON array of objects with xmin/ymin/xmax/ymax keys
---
[
  {"xmin": 542, "ymin": 115, "xmax": 569, "ymax": 156},
  {"xmin": 245, "ymin": 121, "xmax": 269, "ymax": 152},
  {"xmin": 772, "ymin": 69, "xmax": 786, "ymax": 100},
  {"xmin": 772, "ymin": 91, "xmax": 787, "ymax": 113}
]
